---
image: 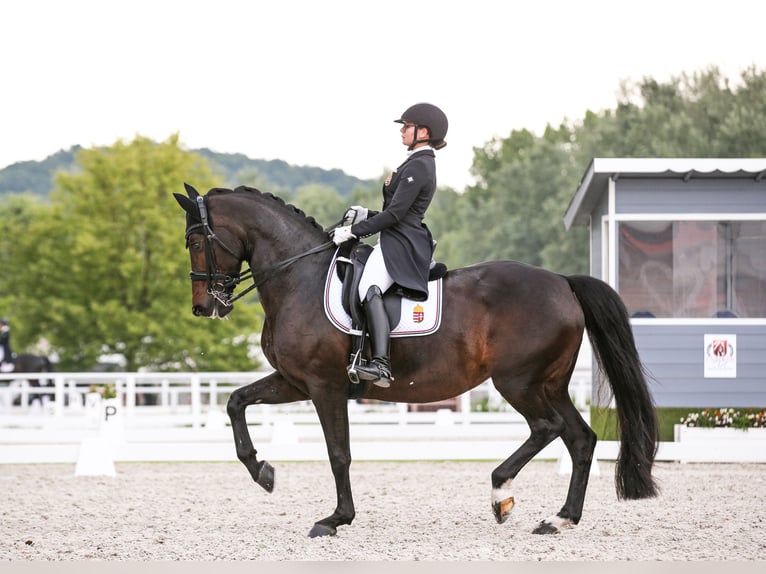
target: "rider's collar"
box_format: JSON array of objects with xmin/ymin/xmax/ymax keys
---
[{"xmin": 407, "ymin": 145, "xmax": 435, "ymax": 158}]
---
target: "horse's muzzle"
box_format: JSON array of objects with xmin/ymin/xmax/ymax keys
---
[
  {"xmin": 192, "ymin": 301, "xmax": 232, "ymax": 318},
  {"xmin": 192, "ymin": 304, "xmax": 209, "ymax": 317}
]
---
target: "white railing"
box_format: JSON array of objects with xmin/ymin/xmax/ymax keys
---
[
  {"xmin": 0, "ymin": 367, "xmax": 592, "ymax": 428},
  {"xmin": 0, "ymin": 369, "xmax": 596, "ymax": 466},
  {"xmin": 2, "ymin": 369, "xmax": 764, "ymax": 465}
]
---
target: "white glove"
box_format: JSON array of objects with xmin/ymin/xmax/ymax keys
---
[
  {"xmin": 342, "ymin": 205, "xmax": 368, "ymax": 225},
  {"xmin": 332, "ymin": 225, "xmax": 357, "ymax": 245}
]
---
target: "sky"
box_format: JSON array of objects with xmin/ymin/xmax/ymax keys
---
[{"xmin": 2, "ymin": 0, "xmax": 765, "ymax": 191}]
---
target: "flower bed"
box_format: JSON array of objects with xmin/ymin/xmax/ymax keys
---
[
  {"xmin": 679, "ymin": 407, "xmax": 765, "ymax": 429},
  {"xmin": 88, "ymin": 383, "xmax": 117, "ymax": 400}
]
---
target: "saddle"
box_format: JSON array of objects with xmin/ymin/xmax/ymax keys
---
[
  {"xmin": 333, "ymin": 242, "xmax": 447, "ymax": 392},
  {"xmin": 335, "ymin": 242, "xmax": 447, "ymax": 331}
]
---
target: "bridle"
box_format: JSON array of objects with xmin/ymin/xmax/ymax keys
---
[{"xmin": 186, "ymin": 195, "xmax": 334, "ymax": 307}]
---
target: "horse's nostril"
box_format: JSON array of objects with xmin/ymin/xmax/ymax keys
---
[{"xmin": 192, "ymin": 306, "xmax": 202, "ymax": 316}]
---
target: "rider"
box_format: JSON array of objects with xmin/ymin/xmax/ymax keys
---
[
  {"xmin": 0, "ymin": 318, "xmax": 14, "ymax": 372},
  {"xmin": 332, "ymin": 103, "xmax": 448, "ymax": 388}
]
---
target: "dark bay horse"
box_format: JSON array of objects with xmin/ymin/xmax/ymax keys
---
[
  {"xmin": 13, "ymin": 353, "xmax": 54, "ymax": 375},
  {"xmin": 2, "ymin": 353, "xmax": 55, "ymax": 405},
  {"xmin": 174, "ymin": 183, "xmax": 658, "ymax": 537}
]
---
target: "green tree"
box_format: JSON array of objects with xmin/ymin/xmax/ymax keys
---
[
  {"xmin": 291, "ymin": 184, "xmax": 346, "ymax": 229},
  {"xmin": 5, "ymin": 135, "xmax": 264, "ymax": 371},
  {"xmin": 0, "ymin": 194, "xmax": 51, "ymax": 343},
  {"xmin": 459, "ymin": 127, "xmax": 589, "ymax": 273},
  {"xmin": 348, "ymin": 173, "xmax": 386, "ymax": 212},
  {"xmin": 419, "ymin": 184, "xmax": 470, "ymax": 270},
  {"xmin": 461, "ymin": 66, "xmax": 766, "ymax": 274},
  {"xmin": 574, "ymin": 66, "xmax": 766, "ymax": 160}
]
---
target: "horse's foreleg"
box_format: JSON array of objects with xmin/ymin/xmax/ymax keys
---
[
  {"xmin": 226, "ymin": 372, "xmax": 309, "ymax": 492},
  {"xmin": 306, "ymin": 390, "xmax": 355, "ymax": 538}
]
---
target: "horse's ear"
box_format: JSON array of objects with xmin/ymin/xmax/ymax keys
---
[
  {"xmin": 184, "ymin": 182, "xmax": 200, "ymax": 199},
  {"xmin": 174, "ymin": 192, "xmax": 197, "ymax": 217}
]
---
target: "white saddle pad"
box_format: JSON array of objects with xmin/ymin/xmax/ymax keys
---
[{"xmin": 323, "ymin": 258, "xmax": 443, "ymax": 337}]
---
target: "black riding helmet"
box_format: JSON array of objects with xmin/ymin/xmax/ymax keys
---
[{"xmin": 394, "ymin": 103, "xmax": 448, "ymax": 150}]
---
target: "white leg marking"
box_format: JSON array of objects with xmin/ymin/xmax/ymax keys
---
[
  {"xmin": 492, "ymin": 478, "xmax": 514, "ymax": 504},
  {"xmin": 542, "ymin": 514, "xmax": 574, "ymax": 531}
]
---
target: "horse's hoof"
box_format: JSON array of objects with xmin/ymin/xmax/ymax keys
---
[
  {"xmin": 492, "ymin": 496, "xmax": 514, "ymax": 524},
  {"xmin": 255, "ymin": 461, "xmax": 275, "ymax": 493},
  {"xmin": 308, "ymin": 523, "xmax": 337, "ymax": 538},
  {"xmin": 532, "ymin": 520, "xmax": 560, "ymax": 534},
  {"xmin": 532, "ymin": 515, "xmax": 573, "ymax": 534}
]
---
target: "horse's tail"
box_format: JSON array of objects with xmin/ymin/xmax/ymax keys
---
[{"xmin": 565, "ymin": 274, "xmax": 659, "ymax": 500}]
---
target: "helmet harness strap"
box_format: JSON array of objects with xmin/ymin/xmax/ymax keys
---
[{"xmin": 408, "ymin": 124, "xmax": 431, "ymax": 151}]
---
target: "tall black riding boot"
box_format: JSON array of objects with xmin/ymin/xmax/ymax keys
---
[{"xmin": 353, "ymin": 285, "xmax": 393, "ymax": 388}]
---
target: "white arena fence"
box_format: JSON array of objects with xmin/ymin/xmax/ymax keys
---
[
  {"xmin": 1, "ymin": 369, "xmax": 763, "ymax": 466},
  {"xmin": 0, "ymin": 368, "xmax": 592, "ymax": 426}
]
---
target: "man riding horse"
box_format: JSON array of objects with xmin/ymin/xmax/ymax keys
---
[
  {"xmin": 331, "ymin": 103, "xmax": 448, "ymax": 388},
  {"xmin": 0, "ymin": 318, "xmax": 14, "ymax": 373}
]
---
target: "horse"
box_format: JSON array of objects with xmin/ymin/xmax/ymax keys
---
[
  {"xmin": 13, "ymin": 353, "xmax": 54, "ymax": 374},
  {"xmin": 174, "ymin": 183, "xmax": 659, "ymax": 537},
  {"xmin": 1, "ymin": 353, "xmax": 55, "ymax": 406}
]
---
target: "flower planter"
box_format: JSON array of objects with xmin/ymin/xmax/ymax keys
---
[
  {"xmin": 673, "ymin": 425, "xmax": 766, "ymax": 463},
  {"xmin": 674, "ymin": 425, "xmax": 766, "ymax": 441}
]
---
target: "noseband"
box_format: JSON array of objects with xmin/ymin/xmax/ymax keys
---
[{"xmin": 186, "ymin": 196, "xmax": 333, "ymax": 307}]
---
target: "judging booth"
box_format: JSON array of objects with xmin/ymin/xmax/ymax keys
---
[{"xmin": 564, "ymin": 158, "xmax": 766, "ymax": 411}]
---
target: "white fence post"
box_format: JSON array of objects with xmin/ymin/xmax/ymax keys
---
[
  {"xmin": 125, "ymin": 374, "xmax": 136, "ymax": 418},
  {"xmin": 190, "ymin": 374, "xmax": 201, "ymax": 429},
  {"xmin": 53, "ymin": 374, "xmax": 65, "ymax": 420},
  {"xmin": 160, "ymin": 379, "xmax": 170, "ymax": 408},
  {"xmin": 397, "ymin": 402, "xmax": 408, "ymax": 425},
  {"xmin": 460, "ymin": 392, "xmax": 471, "ymax": 424},
  {"xmin": 209, "ymin": 378, "xmax": 218, "ymax": 410}
]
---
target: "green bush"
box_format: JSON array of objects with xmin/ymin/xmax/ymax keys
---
[
  {"xmin": 590, "ymin": 407, "xmax": 766, "ymax": 442},
  {"xmin": 680, "ymin": 407, "xmax": 765, "ymax": 429}
]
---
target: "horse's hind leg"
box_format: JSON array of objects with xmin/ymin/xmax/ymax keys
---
[
  {"xmin": 490, "ymin": 381, "xmax": 566, "ymax": 525},
  {"xmin": 533, "ymin": 394, "xmax": 596, "ymax": 534},
  {"xmin": 226, "ymin": 372, "xmax": 309, "ymax": 492}
]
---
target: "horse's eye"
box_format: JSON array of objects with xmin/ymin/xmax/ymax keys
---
[{"xmin": 189, "ymin": 240, "xmax": 202, "ymax": 251}]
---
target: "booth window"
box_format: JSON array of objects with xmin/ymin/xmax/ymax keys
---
[{"xmin": 618, "ymin": 220, "xmax": 766, "ymax": 318}]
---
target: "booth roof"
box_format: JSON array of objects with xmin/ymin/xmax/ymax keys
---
[{"xmin": 564, "ymin": 157, "xmax": 766, "ymax": 229}]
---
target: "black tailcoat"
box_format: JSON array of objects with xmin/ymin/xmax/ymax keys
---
[{"xmin": 351, "ymin": 149, "xmax": 436, "ymax": 300}]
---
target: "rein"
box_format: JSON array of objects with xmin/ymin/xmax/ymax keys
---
[{"xmin": 187, "ymin": 196, "xmax": 334, "ymax": 306}]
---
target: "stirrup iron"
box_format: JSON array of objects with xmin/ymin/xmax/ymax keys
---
[{"xmin": 347, "ymin": 347, "xmax": 362, "ymax": 385}]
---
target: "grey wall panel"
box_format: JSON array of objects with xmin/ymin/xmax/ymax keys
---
[
  {"xmin": 615, "ymin": 179, "xmax": 766, "ymax": 214},
  {"xmin": 590, "ymin": 324, "xmax": 765, "ymax": 408},
  {"xmin": 632, "ymin": 324, "xmax": 765, "ymax": 407}
]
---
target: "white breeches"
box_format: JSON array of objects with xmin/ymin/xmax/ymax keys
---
[{"xmin": 358, "ymin": 242, "xmax": 394, "ymax": 300}]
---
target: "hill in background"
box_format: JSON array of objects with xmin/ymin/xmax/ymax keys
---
[{"xmin": 0, "ymin": 146, "xmax": 374, "ymax": 198}]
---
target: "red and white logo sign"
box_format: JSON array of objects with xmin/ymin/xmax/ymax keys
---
[{"xmin": 704, "ymin": 334, "xmax": 736, "ymax": 378}]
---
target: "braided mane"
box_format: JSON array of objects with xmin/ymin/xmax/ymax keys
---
[{"xmin": 207, "ymin": 185, "xmax": 324, "ymax": 232}]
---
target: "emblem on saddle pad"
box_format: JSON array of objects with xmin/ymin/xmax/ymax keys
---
[{"xmin": 323, "ymin": 257, "xmax": 443, "ymax": 337}]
